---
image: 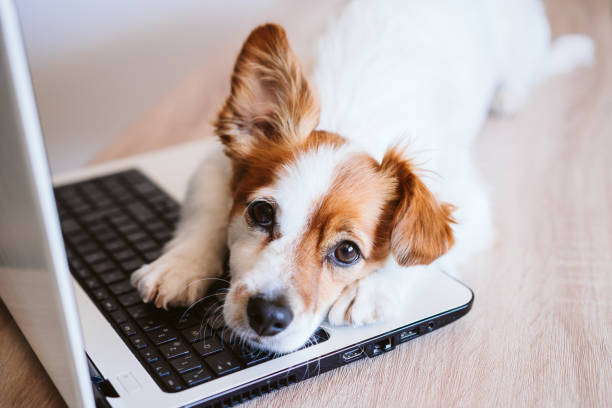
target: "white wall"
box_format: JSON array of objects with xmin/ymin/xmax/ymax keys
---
[{"xmin": 16, "ymin": 0, "xmax": 345, "ymax": 173}]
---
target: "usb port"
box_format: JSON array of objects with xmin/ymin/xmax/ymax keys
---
[
  {"xmin": 399, "ymin": 328, "xmax": 419, "ymax": 343},
  {"xmin": 367, "ymin": 337, "xmax": 394, "ymax": 357},
  {"xmin": 341, "ymin": 348, "xmax": 364, "ymax": 363}
]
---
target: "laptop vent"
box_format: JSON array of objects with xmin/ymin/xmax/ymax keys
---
[{"xmin": 199, "ymin": 374, "xmax": 299, "ymax": 408}]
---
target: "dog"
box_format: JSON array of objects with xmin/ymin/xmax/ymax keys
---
[{"xmin": 131, "ymin": 0, "xmax": 593, "ymax": 353}]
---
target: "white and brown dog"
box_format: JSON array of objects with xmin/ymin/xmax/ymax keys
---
[{"xmin": 131, "ymin": 0, "xmax": 592, "ymax": 353}]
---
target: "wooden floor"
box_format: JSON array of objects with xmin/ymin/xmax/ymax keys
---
[{"xmin": 1, "ymin": 0, "xmax": 611, "ymax": 406}]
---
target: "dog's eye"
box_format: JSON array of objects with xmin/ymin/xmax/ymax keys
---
[
  {"xmin": 331, "ymin": 241, "xmax": 361, "ymax": 266},
  {"xmin": 248, "ymin": 201, "xmax": 275, "ymax": 227}
]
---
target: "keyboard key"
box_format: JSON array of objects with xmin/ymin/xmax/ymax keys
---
[
  {"xmin": 110, "ymin": 310, "xmax": 127, "ymax": 324},
  {"xmin": 158, "ymin": 340, "xmax": 189, "ymax": 359},
  {"xmin": 117, "ymin": 292, "xmax": 141, "ymax": 307},
  {"xmin": 205, "ymin": 315, "xmax": 225, "ymax": 330},
  {"xmin": 145, "ymin": 220, "xmax": 166, "ymax": 232},
  {"xmin": 137, "ymin": 318, "xmax": 162, "ymax": 332},
  {"xmin": 120, "ymin": 259, "xmax": 143, "ymax": 273},
  {"xmin": 112, "ymin": 248, "xmax": 137, "ymax": 262},
  {"xmin": 163, "ymin": 212, "xmax": 180, "ymax": 226},
  {"xmin": 160, "ymin": 374, "xmax": 183, "ymax": 392},
  {"xmin": 149, "ymin": 196, "xmax": 176, "ymax": 212},
  {"xmin": 100, "ymin": 298, "xmax": 119, "ymax": 313},
  {"xmin": 89, "ymin": 224, "xmax": 114, "ymax": 237},
  {"xmin": 220, "ymin": 329, "xmax": 239, "ymax": 345},
  {"xmin": 120, "ymin": 322, "xmax": 137, "ymax": 336},
  {"xmin": 127, "ymin": 304, "xmax": 150, "ymax": 320},
  {"xmin": 129, "ymin": 335, "xmax": 147, "ymax": 349},
  {"xmin": 91, "ymin": 260, "xmax": 116, "ymax": 275},
  {"xmin": 146, "ymin": 327, "xmax": 177, "ymax": 346},
  {"xmin": 108, "ymin": 212, "xmax": 129, "ymax": 225},
  {"xmin": 181, "ymin": 367, "xmax": 212, "ymax": 387},
  {"xmin": 82, "ymin": 277, "xmax": 100, "ymax": 289},
  {"xmin": 193, "ymin": 337, "xmax": 223, "ymax": 357},
  {"xmin": 128, "ymin": 203, "xmax": 154, "ymax": 222},
  {"xmin": 116, "ymin": 192, "xmax": 136, "ymax": 204},
  {"xmin": 133, "ymin": 239, "xmax": 157, "ymax": 253},
  {"xmin": 204, "ymin": 350, "xmax": 241, "ymax": 376},
  {"xmin": 152, "ymin": 229, "xmax": 173, "ymax": 243},
  {"xmin": 142, "ymin": 250, "xmax": 161, "ymax": 263},
  {"xmin": 117, "ymin": 223, "xmax": 139, "ymax": 235},
  {"xmin": 133, "ymin": 181, "xmax": 157, "ymax": 196},
  {"xmin": 91, "ymin": 288, "xmax": 109, "ymax": 301},
  {"xmin": 71, "ymin": 265, "xmax": 91, "ymax": 279},
  {"xmin": 312, "ymin": 328, "xmax": 329, "ymax": 343},
  {"xmin": 72, "ymin": 203, "xmax": 91, "ymax": 214},
  {"xmin": 151, "ymin": 361, "xmax": 171, "ymax": 377},
  {"xmin": 139, "ymin": 348, "xmax": 159, "ymax": 363},
  {"xmin": 67, "ymin": 231, "xmax": 90, "ymax": 246},
  {"xmin": 182, "ymin": 326, "xmax": 209, "ymax": 343},
  {"xmin": 97, "ymin": 230, "xmax": 119, "ymax": 244},
  {"xmin": 100, "ymin": 270, "xmax": 125, "ymax": 284},
  {"xmin": 60, "ymin": 219, "xmax": 80, "ymax": 234},
  {"xmin": 108, "ymin": 280, "xmax": 134, "ymax": 295},
  {"xmin": 126, "ymin": 231, "xmax": 147, "ymax": 243},
  {"xmin": 83, "ymin": 252, "xmax": 107, "ymax": 264},
  {"xmin": 81, "ymin": 208, "xmax": 118, "ymax": 225},
  {"xmin": 235, "ymin": 345, "xmax": 272, "ymax": 367},
  {"xmin": 75, "ymin": 242, "xmax": 98, "ymax": 255},
  {"xmin": 174, "ymin": 313, "xmax": 200, "ymax": 330},
  {"xmin": 93, "ymin": 197, "xmax": 114, "ymax": 209},
  {"xmin": 170, "ymin": 354, "xmax": 202, "ymax": 374},
  {"xmin": 103, "ymin": 239, "xmax": 126, "ymax": 252}
]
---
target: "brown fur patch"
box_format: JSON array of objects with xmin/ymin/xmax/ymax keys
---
[
  {"xmin": 214, "ymin": 24, "xmax": 320, "ymax": 163},
  {"xmin": 291, "ymin": 147, "xmax": 456, "ymax": 313},
  {"xmin": 381, "ymin": 147, "xmax": 456, "ymax": 265},
  {"xmin": 293, "ymin": 153, "xmax": 397, "ymax": 309},
  {"xmin": 228, "ymin": 131, "xmax": 347, "ymax": 218}
]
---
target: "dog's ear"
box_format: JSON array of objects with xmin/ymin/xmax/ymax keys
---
[
  {"xmin": 214, "ymin": 24, "xmax": 320, "ymax": 161},
  {"xmin": 381, "ymin": 148, "xmax": 456, "ymax": 266}
]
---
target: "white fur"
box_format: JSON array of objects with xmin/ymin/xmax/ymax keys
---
[
  {"xmin": 259, "ymin": 144, "xmax": 357, "ymax": 239},
  {"xmin": 132, "ymin": 0, "xmax": 593, "ymax": 349},
  {"xmin": 314, "ymin": 0, "xmax": 593, "ymax": 325}
]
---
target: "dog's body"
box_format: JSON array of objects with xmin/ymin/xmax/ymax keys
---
[{"xmin": 132, "ymin": 0, "xmax": 592, "ymax": 353}]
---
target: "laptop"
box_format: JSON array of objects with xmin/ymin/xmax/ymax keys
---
[{"xmin": 0, "ymin": 1, "xmax": 473, "ymax": 406}]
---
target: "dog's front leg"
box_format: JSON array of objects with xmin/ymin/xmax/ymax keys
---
[{"xmin": 131, "ymin": 143, "xmax": 232, "ymax": 309}]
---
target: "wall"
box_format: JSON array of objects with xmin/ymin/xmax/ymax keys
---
[{"xmin": 16, "ymin": 0, "xmax": 345, "ymax": 173}]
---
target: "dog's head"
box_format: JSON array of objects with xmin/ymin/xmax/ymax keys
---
[{"xmin": 214, "ymin": 24, "xmax": 455, "ymax": 353}]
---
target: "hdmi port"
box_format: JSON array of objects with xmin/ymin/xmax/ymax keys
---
[{"xmin": 341, "ymin": 347, "xmax": 364, "ymax": 363}]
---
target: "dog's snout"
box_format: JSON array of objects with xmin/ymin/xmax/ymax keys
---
[{"xmin": 246, "ymin": 295, "xmax": 293, "ymax": 336}]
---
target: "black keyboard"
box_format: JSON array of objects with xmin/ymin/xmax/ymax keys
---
[{"xmin": 54, "ymin": 169, "xmax": 328, "ymax": 393}]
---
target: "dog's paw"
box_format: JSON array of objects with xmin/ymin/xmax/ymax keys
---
[
  {"xmin": 327, "ymin": 277, "xmax": 400, "ymax": 327},
  {"xmin": 130, "ymin": 253, "xmax": 221, "ymax": 309}
]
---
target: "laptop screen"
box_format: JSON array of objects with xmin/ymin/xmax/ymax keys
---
[{"xmin": 0, "ymin": 0, "xmax": 93, "ymax": 406}]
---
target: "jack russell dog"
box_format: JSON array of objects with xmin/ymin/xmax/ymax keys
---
[{"xmin": 132, "ymin": 0, "xmax": 593, "ymax": 353}]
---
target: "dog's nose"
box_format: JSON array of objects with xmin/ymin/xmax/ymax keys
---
[{"xmin": 246, "ymin": 295, "xmax": 293, "ymax": 336}]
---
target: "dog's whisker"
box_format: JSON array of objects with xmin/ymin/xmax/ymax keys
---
[
  {"xmin": 179, "ymin": 291, "xmax": 226, "ymax": 321},
  {"xmin": 184, "ymin": 276, "xmax": 232, "ymax": 288}
]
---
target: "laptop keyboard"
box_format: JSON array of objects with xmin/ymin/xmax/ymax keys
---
[{"xmin": 54, "ymin": 169, "xmax": 328, "ymax": 393}]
